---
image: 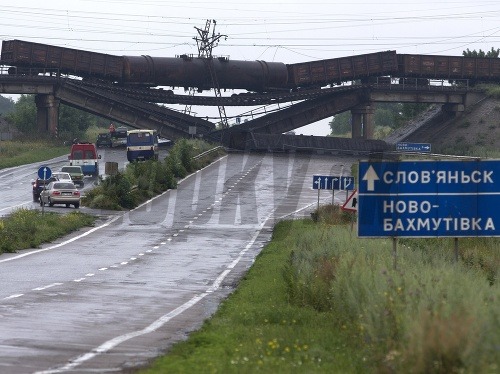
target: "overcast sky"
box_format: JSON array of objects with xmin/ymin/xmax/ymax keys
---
[{"xmin": 1, "ymin": 0, "xmax": 499, "ymax": 135}]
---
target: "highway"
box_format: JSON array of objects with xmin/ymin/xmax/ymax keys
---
[{"xmin": 0, "ymin": 151, "xmax": 355, "ymax": 373}]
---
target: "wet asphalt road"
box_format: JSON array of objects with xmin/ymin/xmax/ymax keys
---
[{"xmin": 0, "ymin": 151, "xmax": 355, "ymax": 373}]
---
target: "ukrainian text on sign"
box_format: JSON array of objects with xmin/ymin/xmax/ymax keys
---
[{"xmin": 358, "ymin": 160, "xmax": 500, "ymax": 237}]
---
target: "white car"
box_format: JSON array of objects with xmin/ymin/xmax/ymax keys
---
[
  {"xmin": 40, "ymin": 181, "xmax": 81, "ymax": 209},
  {"xmin": 52, "ymin": 172, "xmax": 73, "ymax": 183}
]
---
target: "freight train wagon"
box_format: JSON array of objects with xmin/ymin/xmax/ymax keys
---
[
  {"xmin": 286, "ymin": 50, "xmax": 398, "ymax": 89},
  {"xmin": 0, "ymin": 39, "xmax": 123, "ymax": 80},
  {"xmin": 0, "ymin": 39, "xmax": 289, "ymax": 91},
  {"xmin": 122, "ymin": 55, "xmax": 288, "ymax": 91},
  {"xmin": 397, "ymin": 54, "xmax": 500, "ymax": 83}
]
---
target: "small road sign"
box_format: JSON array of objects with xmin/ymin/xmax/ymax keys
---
[
  {"xmin": 342, "ymin": 189, "xmax": 358, "ymax": 212},
  {"xmin": 37, "ymin": 166, "xmax": 52, "ymax": 180},
  {"xmin": 358, "ymin": 160, "xmax": 500, "ymax": 237},
  {"xmin": 312, "ymin": 175, "xmax": 355, "ymax": 190},
  {"xmin": 396, "ymin": 142, "xmax": 431, "ymax": 153}
]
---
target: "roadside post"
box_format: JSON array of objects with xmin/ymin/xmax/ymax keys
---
[
  {"xmin": 341, "ymin": 189, "xmax": 358, "ymax": 234},
  {"xmin": 37, "ymin": 166, "xmax": 52, "ymax": 215}
]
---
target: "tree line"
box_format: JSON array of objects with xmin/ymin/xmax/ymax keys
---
[{"xmin": 0, "ymin": 94, "xmax": 108, "ymax": 141}]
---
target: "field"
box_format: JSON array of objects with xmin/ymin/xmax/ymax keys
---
[{"xmin": 0, "ymin": 140, "xmax": 68, "ymax": 169}]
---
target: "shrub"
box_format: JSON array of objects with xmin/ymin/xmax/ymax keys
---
[{"xmin": 83, "ymin": 139, "xmax": 222, "ymax": 210}]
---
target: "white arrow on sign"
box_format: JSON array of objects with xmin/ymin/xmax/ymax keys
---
[
  {"xmin": 343, "ymin": 178, "xmax": 352, "ymax": 190},
  {"xmin": 362, "ymin": 165, "xmax": 379, "ymax": 192},
  {"xmin": 314, "ymin": 177, "xmax": 321, "ymax": 188}
]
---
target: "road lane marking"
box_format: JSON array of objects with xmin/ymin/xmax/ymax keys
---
[
  {"xmin": 33, "ymin": 283, "xmax": 63, "ymax": 291},
  {"xmin": 34, "ymin": 206, "xmax": 275, "ymax": 374},
  {"xmin": 3, "ymin": 294, "xmax": 24, "ymax": 300}
]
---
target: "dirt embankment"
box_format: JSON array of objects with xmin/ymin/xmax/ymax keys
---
[{"xmin": 388, "ymin": 93, "xmax": 500, "ymax": 155}]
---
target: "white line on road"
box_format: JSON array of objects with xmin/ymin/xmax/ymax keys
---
[
  {"xmin": 3, "ymin": 294, "xmax": 24, "ymax": 300},
  {"xmin": 34, "ymin": 208, "xmax": 276, "ymax": 374},
  {"xmin": 33, "ymin": 283, "xmax": 63, "ymax": 291}
]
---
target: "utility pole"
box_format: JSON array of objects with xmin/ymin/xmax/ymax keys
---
[{"xmin": 193, "ymin": 20, "xmax": 229, "ymax": 129}]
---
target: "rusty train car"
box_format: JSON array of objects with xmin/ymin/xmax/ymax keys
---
[
  {"xmin": 0, "ymin": 40, "xmax": 399, "ymax": 91},
  {"xmin": 0, "ymin": 39, "xmax": 289, "ymax": 91},
  {"xmin": 2, "ymin": 39, "xmax": 500, "ymax": 91},
  {"xmin": 122, "ymin": 54, "xmax": 288, "ymax": 91},
  {"xmin": 0, "ymin": 39, "xmax": 123, "ymax": 79},
  {"xmin": 286, "ymin": 50, "xmax": 398, "ymax": 88},
  {"xmin": 397, "ymin": 54, "xmax": 500, "ymax": 83}
]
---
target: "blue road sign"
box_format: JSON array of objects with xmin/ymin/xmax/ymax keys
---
[
  {"xmin": 358, "ymin": 160, "xmax": 500, "ymax": 237},
  {"xmin": 37, "ymin": 166, "xmax": 52, "ymax": 180},
  {"xmin": 313, "ymin": 175, "xmax": 355, "ymax": 190},
  {"xmin": 396, "ymin": 142, "xmax": 431, "ymax": 153}
]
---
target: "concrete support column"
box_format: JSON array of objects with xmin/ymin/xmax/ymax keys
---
[
  {"xmin": 351, "ymin": 111, "xmax": 363, "ymax": 138},
  {"xmin": 35, "ymin": 94, "xmax": 60, "ymax": 136},
  {"xmin": 351, "ymin": 104, "xmax": 375, "ymax": 139},
  {"xmin": 363, "ymin": 105, "xmax": 375, "ymax": 139}
]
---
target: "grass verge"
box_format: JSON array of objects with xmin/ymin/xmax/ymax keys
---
[
  {"xmin": 0, "ymin": 140, "xmax": 69, "ymax": 169},
  {"xmin": 140, "ymin": 219, "xmax": 368, "ymax": 374},
  {"xmin": 0, "ymin": 208, "xmax": 96, "ymax": 254},
  {"xmin": 139, "ymin": 210, "xmax": 499, "ymax": 374}
]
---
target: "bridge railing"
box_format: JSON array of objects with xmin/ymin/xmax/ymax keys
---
[
  {"xmin": 368, "ymin": 77, "xmax": 470, "ymax": 91},
  {"xmin": 0, "ymin": 65, "xmax": 62, "ymax": 77}
]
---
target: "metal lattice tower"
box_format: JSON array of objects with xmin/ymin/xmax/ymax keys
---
[{"xmin": 193, "ymin": 20, "xmax": 229, "ymax": 128}]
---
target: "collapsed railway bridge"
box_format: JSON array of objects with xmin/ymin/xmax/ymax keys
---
[{"xmin": 1, "ymin": 39, "xmax": 499, "ymax": 152}]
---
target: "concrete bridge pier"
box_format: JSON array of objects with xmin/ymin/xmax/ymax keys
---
[
  {"xmin": 35, "ymin": 94, "xmax": 60, "ymax": 136},
  {"xmin": 351, "ymin": 104, "xmax": 374, "ymax": 139}
]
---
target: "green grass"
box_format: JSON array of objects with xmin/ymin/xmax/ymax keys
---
[
  {"xmin": 0, "ymin": 140, "xmax": 69, "ymax": 169},
  {"xmin": 139, "ymin": 215, "xmax": 499, "ymax": 374},
  {"xmin": 140, "ymin": 220, "xmax": 369, "ymax": 374},
  {"xmin": 0, "ymin": 208, "xmax": 96, "ymax": 254}
]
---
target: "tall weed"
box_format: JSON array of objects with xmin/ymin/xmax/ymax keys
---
[
  {"xmin": 0, "ymin": 208, "xmax": 95, "ymax": 253},
  {"xmin": 283, "ymin": 221, "xmax": 500, "ymax": 373}
]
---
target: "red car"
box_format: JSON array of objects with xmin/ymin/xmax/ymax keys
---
[{"xmin": 32, "ymin": 177, "xmax": 56, "ymax": 202}]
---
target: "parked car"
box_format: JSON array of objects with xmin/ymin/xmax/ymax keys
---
[
  {"xmin": 111, "ymin": 126, "xmax": 128, "ymax": 147},
  {"xmin": 52, "ymin": 172, "xmax": 72, "ymax": 182},
  {"xmin": 60, "ymin": 165, "xmax": 84, "ymax": 187},
  {"xmin": 96, "ymin": 133, "xmax": 112, "ymax": 148},
  {"xmin": 39, "ymin": 181, "xmax": 81, "ymax": 209},
  {"xmin": 32, "ymin": 177, "xmax": 57, "ymax": 202}
]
